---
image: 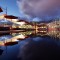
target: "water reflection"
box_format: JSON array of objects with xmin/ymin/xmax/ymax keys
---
[
  {"xmin": 0, "ymin": 30, "xmax": 60, "ymax": 46},
  {"xmin": 0, "ymin": 49, "xmax": 3, "ymax": 56},
  {"xmin": 0, "ymin": 31, "xmax": 60, "ymax": 60}
]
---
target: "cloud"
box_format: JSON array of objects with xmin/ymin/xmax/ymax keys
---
[
  {"xmin": 17, "ymin": 0, "xmax": 60, "ymax": 20},
  {"xmin": 18, "ymin": 37, "xmax": 60, "ymax": 60}
]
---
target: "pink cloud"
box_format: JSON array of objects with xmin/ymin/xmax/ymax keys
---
[{"xmin": 17, "ymin": 0, "xmax": 60, "ymax": 20}]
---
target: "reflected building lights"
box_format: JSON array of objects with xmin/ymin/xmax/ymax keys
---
[{"xmin": 0, "ymin": 16, "xmax": 60, "ymax": 46}]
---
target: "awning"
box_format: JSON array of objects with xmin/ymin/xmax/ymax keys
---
[{"xmin": 4, "ymin": 15, "xmax": 18, "ymax": 19}]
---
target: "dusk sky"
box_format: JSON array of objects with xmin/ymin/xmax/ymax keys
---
[
  {"xmin": 17, "ymin": 0, "xmax": 60, "ymax": 20},
  {"xmin": 0, "ymin": 0, "xmax": 20, "ymax": 16},
  {"xmin": 0, "ymin": 0, "xmax": 60, "ymax": 21}
]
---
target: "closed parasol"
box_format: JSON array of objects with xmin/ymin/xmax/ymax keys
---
[{"xmin": 0, "ymin": 7, "xmax": 3, "ymax": 12}]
